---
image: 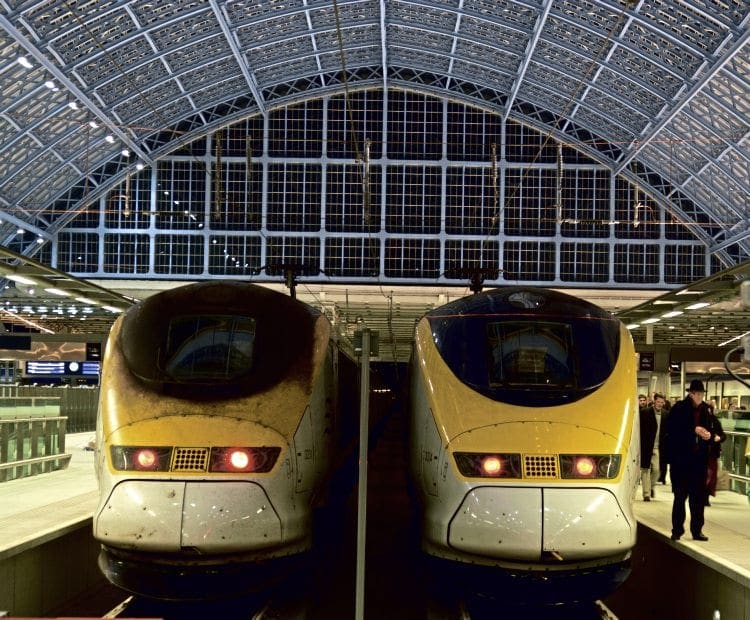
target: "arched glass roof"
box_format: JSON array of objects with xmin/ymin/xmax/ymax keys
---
[{"xmin": 0, "ymin": 0, "xmax": 747, "ymax": 266}]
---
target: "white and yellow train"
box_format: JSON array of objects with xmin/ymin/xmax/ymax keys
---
[
  {"xmin": 408, "ymin": 287, "xmax": 639, "ymax": 601},
  {"xmin": 93, "ymin": 281, "xmax": 341, "ymax": 599}
]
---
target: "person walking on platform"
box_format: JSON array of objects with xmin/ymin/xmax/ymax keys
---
[
  {"xmin": 639, "ymin": 398, "xmax": 658, "ymax": 501},
  {"xmin": 664, "ymin": 379, "xmax": 714, "ymax": 541},
  {"xmin": 705, "ymin": 401, "xmax": 726, "ymax": 506},
  {"xmin": 657, "ymin": 397, "xmax": 671, "ymax": 484},
  {"xmin": 638, "ymin": 394, "xmax": 648, "ymax": 410}
]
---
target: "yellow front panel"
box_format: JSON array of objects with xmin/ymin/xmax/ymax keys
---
[
  {"xmin": 415, "ymin": 318, "xmax": 637, "ymax": 473},
  {"xmin": 104, "ymin": 416, "xmax": 287, "ymax": 476},
  {"xmin": 98, "ymin": 315, "xmax": 325, "ymax": 444}
]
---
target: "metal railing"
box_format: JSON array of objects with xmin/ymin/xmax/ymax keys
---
[
  {"xmin": 0, "ymin": 396, "xmax": 61, "ymax": 417},
  {"xmin": 0, "ymin": 416, "xmax": 70, "ymax": 482},
  {"xmin": 0, "ymin": 386, "xmax": 99, "ymax": 432},
  {"xmin": 720, "ymin": 430, "xmax": 750, "ymax": 499}
]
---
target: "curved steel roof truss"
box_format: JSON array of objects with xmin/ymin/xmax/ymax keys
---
[{"xmin": 0, "ymin": 0, "xmax": 745, "ymax": 267}]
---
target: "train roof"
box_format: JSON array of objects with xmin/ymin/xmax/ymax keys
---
[{"xmin": 424, "ymin": 286, "xmax": 619, "ymax": 322}]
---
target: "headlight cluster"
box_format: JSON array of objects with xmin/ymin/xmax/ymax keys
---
[
  {"xmin": 559, "ymin": 454, "xmax": 621, "ymax": 479},
  {"xmin": 453, "ymin": 452, "xmax": 621, "ymax": 479},
  {"xmin": 454, "ymin": 452, "xmax": 522, "ymax": 478},
  {"xmin": 109, "ymin": 446, "xmax": 281, "ymax": 473},
  {"xmin": 110, "ymin": 446, "xmax": 172, "ymax": 472}
]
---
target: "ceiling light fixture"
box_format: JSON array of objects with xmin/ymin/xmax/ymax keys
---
[
  {"xmin": 6, "ymin": 274, "xmax": 38, "ymax": 286},
  {"xmin": 0, "ymin": 308, "xmax": 53, "ymax": 334},
  {"xmin": 685, "ymin": 302, "xmax": 711, "ymax": 310},
  {"xmin": 44, "ymin": 287, "xmax": 71, "ymax": 297}
]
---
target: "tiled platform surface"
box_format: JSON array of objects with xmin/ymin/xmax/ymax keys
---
[
  {"xmin": 633, "ymin": 481, "xmax": 750, "ymax": 587},
  {"xmin": 0, "ymin": 433, "xmax": 98, "ymax": 561}
]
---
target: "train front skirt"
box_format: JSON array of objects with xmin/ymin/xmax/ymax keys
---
[
  {"xmin": 95, "ymin": 480, "xmax": 292, "ymax": 552},
  {"xmin": 446, "ymin": 486, "xmax": 634, "ymax": 562},
  {"xmin": 95, "ymin": 479, "xmax": 313, "ymax": 599}
]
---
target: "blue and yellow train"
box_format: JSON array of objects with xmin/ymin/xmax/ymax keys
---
[{"xmin": 408, "ymin": 287, "xmax": 640, "ymax": 601}]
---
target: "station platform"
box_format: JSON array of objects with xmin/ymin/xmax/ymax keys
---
[
  {"xmin": 0, "ymin": 433, "xmax": 101, "ymax": 617},
  {"xmin": 1, "ymin": 435, "xmax": 750, "ymax": 618},
  {"xmin": 0, "ymin": 434, "xmax": 97, "ymax": 561},
  {"xmin": 632, "ymin": 482, "xmax": 750, "ymax": 585}
]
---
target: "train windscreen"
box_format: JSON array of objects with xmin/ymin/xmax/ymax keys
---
[
  {"xmin": 487, "ymin": 322, "xmax": 575, "ymax": 388},
  {"xmin": 162, "ymin": 316, "xmax": 256, "ymax": 380},
  {"xmin": 430, "ymin": 312, "xmax": 620, "ymax": 406}
]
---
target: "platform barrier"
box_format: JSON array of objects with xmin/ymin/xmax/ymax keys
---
[
  {"xmin": 0, "ymin": 396, "xmax": 60, "ymax": 417},
  {"xmin": 0, "ymin": 416, "xmax": 70, "ymax": 482},
  {"xmin": 721, "ymin": 430, "xmax": 750, "ymax": 500},
  {"xmin": 0, "ymin": 387, "xmax": 99, "ymax": 433}
]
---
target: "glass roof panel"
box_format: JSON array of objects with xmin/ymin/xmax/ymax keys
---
[{"xmin": 0, "ymin": 0, "xmax": 744, "ymax": 262}]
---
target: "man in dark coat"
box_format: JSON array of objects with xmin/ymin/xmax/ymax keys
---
[
  {"xmin": 639, "ymin": 401, "xmax": 658, "ymax": 501},
  {"xmin": 664, "ymin": 379, "xmax": 714, "ymax": 541}
]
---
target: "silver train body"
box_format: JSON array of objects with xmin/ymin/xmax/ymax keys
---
[{"xmin": 93, "ymin": 281, "xmax": 339, "ymax": 598}]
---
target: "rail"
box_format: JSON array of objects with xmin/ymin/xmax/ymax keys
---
[
  {"xmin": 0, "ymin": 415, "xmax": 70, "ymax": 482},
  {"xmin": 0, "ymin": 387, "xmax": 99, "ymax": 432},
  {"xmin": 0, "ymin": 452, "xmax": 72, "ymax": 471},
  {"xmin": 0, "ymin": 396, "xmax": 61, "ymax": 417}
]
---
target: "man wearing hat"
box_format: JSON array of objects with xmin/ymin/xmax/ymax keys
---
[{"xmin": 663, "ymin": 379, "xmax": 719, "ymax": 541}]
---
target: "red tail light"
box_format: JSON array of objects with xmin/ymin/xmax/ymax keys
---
[
  {"xmin": 136, "ymin": 449, "xmax": 157, "ymax": 469},
  {"xmin": 481, "ymin": 456, "xmax": 502, "ymax": 475},
  {"xmin": 209, "ymin": 447, "xmax": 281, "ymax": 473},
  {"xmin": 229, "ymin": 449, "xmax": 250, "ymax": 469},
  {"xmin": 574, "ymin": 456, "xmax": 595, "ymax": 477}
]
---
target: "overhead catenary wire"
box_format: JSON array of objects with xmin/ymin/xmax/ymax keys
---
[
  {"xmin": 724, "ymin": 346, "xmax": 750, "ymax": 389},
  {"xmin": 480, "ymin": 1, "xmax": 691, "ymax": 246}
]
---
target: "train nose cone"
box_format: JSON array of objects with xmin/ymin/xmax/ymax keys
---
[
  {"xmin": 448, "ymin": 486, "xmax": 633, "ymax": 561},
  {"xmin": 95, "ymin": 480, "xmax": 282, "ymax": 552}
]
